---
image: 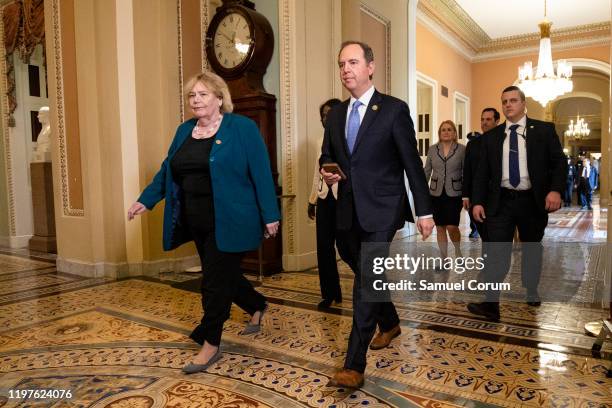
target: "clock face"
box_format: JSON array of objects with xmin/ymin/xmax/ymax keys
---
[{"xmin": 213, "ymin": 13, "xmax": 253, "ymax": 69}]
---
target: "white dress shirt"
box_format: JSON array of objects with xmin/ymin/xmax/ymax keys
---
[
  {"xmin": 582, "ymin": 164, "xmax": 591, "ymax": 178},
  {"xmin": 501, "ymin": 115, "xmax": 531, "ymax": 190},
  {"xmin": 345, "ymin": 85, "xmax": 375, "ymax": 139}
]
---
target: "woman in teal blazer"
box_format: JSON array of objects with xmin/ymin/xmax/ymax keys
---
[{"xmin": 128, "ymin": 72, "xmax": 280, "ymax": 374}]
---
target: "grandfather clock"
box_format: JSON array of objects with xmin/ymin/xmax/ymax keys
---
[{"xmin": 205, "ymin": 0, "xmax": 281, "ymax": 274}]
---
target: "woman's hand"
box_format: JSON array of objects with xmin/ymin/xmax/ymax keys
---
[
  {"xmin": 127, "ymin": 202, "xmax": 148, "ymax": 220},
  {"xmin": 264, "ymin": 221, "xmax": 280, "ymax": 238}
]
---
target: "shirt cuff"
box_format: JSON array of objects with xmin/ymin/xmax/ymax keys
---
[
  {"xmin": 462, "ymin": 197, "xmax": 469, "ymax": 200},
  {"xmin": 418, "ymin": 214, "xmax": 433, "ymax": 219}
]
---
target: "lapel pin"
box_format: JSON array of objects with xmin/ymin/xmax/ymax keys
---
[
  {"xmin": 215, "ymin": 140, "xmax": 222, "ymax": 144},
  {"xmin": 372, "ymin": 105, "xmax": 379, "ymax": 111},
  {"xmin": 529, "ymin": 125, "xmax": 534, "ymax": 129}
]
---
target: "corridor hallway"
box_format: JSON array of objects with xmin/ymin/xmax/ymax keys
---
[{"xmin": 0, "ymin": 204, "xmax": 610, "ymax": 407}]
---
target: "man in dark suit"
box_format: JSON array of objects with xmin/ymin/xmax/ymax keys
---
[
  {"xmin": 462, "ymin": 107, "xmax": 500, "ymax": 240},
  {"xmin": 469, "ymin": 86, "xmax": 566, "ymax": 321},
  {"xmin": 564, "ymin": 157, "xmax": 576, "ymax": 207},
  {"xmin": 320, "ymin": 41, "xmax": 434, "ymax": 388},
  {"xmin": 578, "ymin": 158, "xmax": 597, "ymax": 210}
]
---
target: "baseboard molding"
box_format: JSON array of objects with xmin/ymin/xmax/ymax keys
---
[
  {"xmin": 283, "ymin": 251, "xmax": 318, "ymax": 271},
  {"xmin": 0, "ymin": 234, "xmax": 33, "ymax": 249},
  {"xmin": 56, "ymin": 255, "xmax": 200, "ymax": 279}
]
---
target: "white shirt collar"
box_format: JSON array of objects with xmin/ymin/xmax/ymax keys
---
[
  {"xmin": 349, "ymin": 85, "xmax": 375, "ymax": 110},
  {"xmin": 505, "ymin": 115, "xmax": 527, "ymax": 131}
]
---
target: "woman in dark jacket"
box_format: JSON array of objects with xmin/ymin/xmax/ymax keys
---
[
  {"xmin": 128, "ymin": 71, "xmax": 280, "ymax": 373},
  {"xmin": 424, "ymin": 120, "xmax": 466, "ymax": 264}
]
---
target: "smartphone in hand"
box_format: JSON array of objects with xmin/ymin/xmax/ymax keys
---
[{"xmin": 322, "ymin": 163, "xmax": 347, "ymax": 180}]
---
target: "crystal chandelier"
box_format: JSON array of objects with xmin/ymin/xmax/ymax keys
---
[
  {"xmin": 517, "ymin": 0, "xmax": 573, "ymax": 107},
  {"xmin": 564, "ymin": 115, "xmax": 590, "ymax": 139}
]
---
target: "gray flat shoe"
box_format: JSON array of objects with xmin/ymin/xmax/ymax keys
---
[
  {"xmin": 241, "ymin": 303, "xmax": 268, "ymax": 335},
  {"xmin": 182, "ymin": 348, "xmax": 222, "ymax": 374}
]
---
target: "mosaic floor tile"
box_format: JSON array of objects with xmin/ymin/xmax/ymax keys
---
[
  {"xmin": 0, "ymin": 202, "xmax": 609, "ymax": 407},
  {"xmin": 0, "ymin": 310, "xmax": 188, "ymax": 352},
  {"xmin": 0, "ymin": 254, "xmax": 53, "ymax": 275}
]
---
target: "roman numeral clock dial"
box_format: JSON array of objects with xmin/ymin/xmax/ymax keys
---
[
  {"xmin": 205, "ymin": 1, "xmax": 273, "ymax": 83},
  {"xmin": 213, "ymin": 13, "xmax": 252, "ymax": 69}
]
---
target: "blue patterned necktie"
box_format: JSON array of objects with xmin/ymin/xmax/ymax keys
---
[
  {"xmin": 346, "ymin": 100, "xmax": 362, "ymax": 154},
  {"xmin": 509, "ymin": 124, "xmax": 520, "ymax": 188}
]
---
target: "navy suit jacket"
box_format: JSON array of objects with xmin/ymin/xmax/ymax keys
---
[
  {"xmin": 138, "ymin": 114, "xmax": 280, "ymax": 252},
  {"xmin": 472, "ymin": 117, "xmax": 567, "ymax": 215},
  {"xmin": 320, "ymin": 90, "xmax": 432, "ymax": 232}
]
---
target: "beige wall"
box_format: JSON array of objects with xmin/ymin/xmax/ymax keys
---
[
  {"xmin": 281, "ymin": 0, "xmax": 342, "ymax": 270},
  {"xmin": 46, "ymin": 0, "xmax": 198, "ymax": 276},
  {"xmin": 361, "ymin": 10, "xmax": 387, "ymax": 94},
  {"xmin": 416, "ymin": 21, "xmax": 472, "ymax": 129},
  {"xmin": 134, "ymin": 0, "xmax": 196, "ymax": 262}
]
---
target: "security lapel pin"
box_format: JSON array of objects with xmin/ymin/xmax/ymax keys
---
[
  {"xmin": 372, "ymin": 105, "xmax": 379, "ymax": 111},
  {"xmin": 215, "ymin": 140, "xmax": 222, "ymax": 144}
]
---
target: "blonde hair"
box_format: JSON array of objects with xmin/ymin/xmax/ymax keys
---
[
  {"xmin": 183, "ymin": 71, "xmax": 234, "ymax": 113},
  {"xmin": 438, "ymin": 120, "xmax": 458, "ymax": 142}
]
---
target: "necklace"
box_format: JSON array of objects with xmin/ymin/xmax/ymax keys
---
[{"xmin": 193, "ymin": 115, "xmax": 222, "ymax": 138}]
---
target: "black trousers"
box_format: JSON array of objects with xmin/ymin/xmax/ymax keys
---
[
  {"xmin": 482, "ymin": 189, "xmax": 548, "ymax": 302},
  {"xmin": 316, "ymin": 192, "xmax": 341, "ymax": 301},
  {"xmin": 578, "ymin": 179, "xmax": 592, "ymax": 207},
  {"xmin": 188, "ymin": 226, "xmax": 266, "ymax": 346},
  {"xmin": 564, "ymin": 179, "xmax": 574, "ymax": 205},
  {"xmin": 336, "ymin": 213, "xmax": 399, "ymax": 373}
]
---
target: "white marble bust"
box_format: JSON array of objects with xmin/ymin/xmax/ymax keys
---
[{"xmin": 32, "ymin": 106, "xmax": 51, "ymax": 163}]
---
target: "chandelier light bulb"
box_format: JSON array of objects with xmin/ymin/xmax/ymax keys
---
[
  {"xmin": 516, "ymin": 2, "xmax": 573, "ymax": 107},
  {"xmin": 565, "ymin": 115, "xmax": 589, "ymax": 139}
]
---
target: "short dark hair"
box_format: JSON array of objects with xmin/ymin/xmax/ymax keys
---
[
  {"xmin": 481, "ymin": 107, "xmax": 500, "ymax": 122},
  {"xmin": 339, "ymin": 41, "xmax": 374, "ymax": 80},
  {"xmin": 502, "ymin": 85, "xmax": 526, "ymax": 101},
  {"xmin": 319, "ymin": 98, "xmax": 342, "ymax": 119},
  {"xmin": 339, "ymin": 41, "xmax": 374, "ymax": 63}
]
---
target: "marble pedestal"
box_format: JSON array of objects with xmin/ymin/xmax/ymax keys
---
[{"xmin": 29, "ymin": 162, "xmax": 56, "ymax": 253}]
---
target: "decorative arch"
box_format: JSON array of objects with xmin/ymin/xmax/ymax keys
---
[
  {"xmin": 566, "ymin": 58, "xmax": 610, "ymax": 76},
  {"xmin": 553, "ymin": 92, "xmax": 603, "ymax": 104}
]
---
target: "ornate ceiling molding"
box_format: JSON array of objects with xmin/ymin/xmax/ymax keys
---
[
  {"xmin": 418, "ymin": 0, "xmax": 611, "ymax": 62},
  {"xmin": 418, "ymin": 0, "xmax": 488, "ymax": 53}
]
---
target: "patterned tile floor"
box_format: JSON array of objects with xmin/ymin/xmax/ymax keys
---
[{"xmin": 0, "ymin": 203, "xmax": 610, "ymax": 407}]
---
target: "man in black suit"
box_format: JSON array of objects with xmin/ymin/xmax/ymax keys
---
[
  {"xmin": 564, "ymin": 157, "xmax": 576, "ymax": 207},
  {"xmin": 462, "ymin": 107, "xmax": 500, "ymax": 240},
  {"xmin": 469, "ymin": 86, "xmax": 566, "ymax": 321},
  {"xmin": 320, "ymin": 41, "xmax": 434, "ymax": 388}
]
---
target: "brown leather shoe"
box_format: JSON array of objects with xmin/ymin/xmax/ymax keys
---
[
  {"xmin": 327, "ymin": 369, "xmax": 364, "ymax": 388},
  {"xmin": 369, "ymin": 325, "xmax": 401, "ymax": 350}
]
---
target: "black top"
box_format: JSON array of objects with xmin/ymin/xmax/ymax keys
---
[
  {"xmin": 171, "ymin": 135, "xmax": 215, "ymax": 195},
  {"xmin": 170, "ymin": 135, "xmax": 216, "ymax": 230}
]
